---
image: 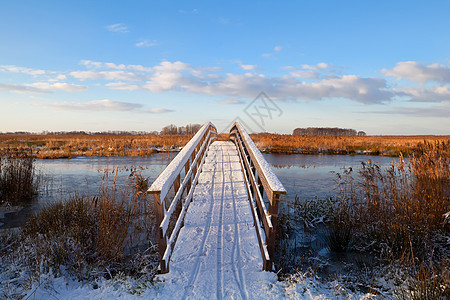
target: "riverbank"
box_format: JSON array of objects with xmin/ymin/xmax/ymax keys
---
[
  {"xmin": 1, "ymin": 142, "xmax": 448, "ymax": 298},
  {"xmin": 1, "ymin": 133, "xmax": 449, "ymax": 158},
  {"xmin": 252, "ymin": 134, "xmax": 450, "ymax": 157}
]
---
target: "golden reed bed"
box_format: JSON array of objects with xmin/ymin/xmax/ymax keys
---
[{"xmin": 0, "ymin": 133, "xmax": 448, "ymax": 158}]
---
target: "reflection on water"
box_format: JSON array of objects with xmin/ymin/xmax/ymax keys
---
[
  {"xmin": 263, "ymin": 153, "xmax": 401, "ymax": 277},
  {"xmin": 2, "ymin": 151, "xmax": 400, "ymax": 263},
  {"xmin": 35, "ymin": 153, "xmax": 177, "ymax": 204},
  {"xmin": 1, "ymin": 153, "xmax": 177, "ymax": 229},
  {"xmin": 1, "ymin": 151, "xmax": 405, "ymax": 284},
  {"xmin": 263, "ymin": 153, "xmax": 399, "ymax": 202}
]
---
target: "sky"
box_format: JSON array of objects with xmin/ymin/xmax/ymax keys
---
[{"xmin": 0, "ymin": 0, "xmax": 449, "ymax": 135}]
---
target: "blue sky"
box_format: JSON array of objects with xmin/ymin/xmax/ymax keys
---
[{"xmin": 1, "ymin": 0, "xmax": 449, "ymax": 134}]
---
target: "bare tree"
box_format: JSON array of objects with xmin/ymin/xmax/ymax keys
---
[{"xmin": 161, "ymin": 124, "xmax": 178, "ymax": 135}]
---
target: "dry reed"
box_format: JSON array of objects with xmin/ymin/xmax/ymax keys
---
[
  {"xmin": 252, "ymin": 134, "xmax": 450, "ymax": 156},
  {"xmin": 0, "ymin": 134, "xmax": 192, "ymax": 159},
  {"xmin": 1, "ymin": 133, "xmax": 448, "ymax": 158},
  {"xmin": 16, "ymin": 168, "xmax": 158, "ymax": 280},
  {"xmin": 0, "ymin": 148, "xmax": 39, "ymax": 205}
]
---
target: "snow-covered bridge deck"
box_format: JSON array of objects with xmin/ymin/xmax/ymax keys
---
[
  {"xmin": 148, "ymin": 122, "xmax": 286, "ymax": 299},
  {"xmin": 158, "ymin": 141, "xmax": 268, "ymax": 298}
]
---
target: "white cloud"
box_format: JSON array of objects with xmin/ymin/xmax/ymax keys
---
[
  {"xmin": 11, "ymin": 59, "xmax": 437, "ymax": 105},
  {"xmin": 106, "ymin": 23, "xmax": 129, "ymax": 33},
  {"xmin": 106, "ymin": 82, "xmax": 141, "ymax": 90},
  {"xmin": 48, "ymin": 74, "xmax": 68, "ymax": 82},
  {"xmin": 36, "ymin": 99, "xmax": 173, "ymax": 114},
  {"xmin": 0, "ymin": 65, "xmax": 50, "ymax": 76},
  {"xmin": 218, "ymin": 98, "xmax": 245, "ymax": 105},
  {"xmin": 145, "ymin": 108, "xmax": 174, "ymax": 113},
  {"xmin": 289, "ymin": 70, "xmax": 318, "ymax": 79},
  {"xmin": 69, "ymin": 70, "xmax": 142, "ymax": 81},
  {"xmin": 240, "ymin": 64, "xmax": 259, "ymax": 71},
  {"xmin": 202, "ymin": 73, "xmax": 392, "ymax": 104},
  {"xmin": 285, "ymin": 63, "xmax": 335, "ymax": 79},
  {"xmin": 136, "ymin": 40, "xmax": 158, "ymax": 47},
  {"xmin": 26, "ymin": 82, "xmax": 88, "ymax": 92},
  {"xmin": 96, "ymin": 60, "xmax": 393, "ymax": 104},
  {"xmin": 397, "ymin": 85, "xmax": 450, "ymax": 102},
  {"xmin": 302, "ymin": 63, "xmax": 333, "ymax": 71},
  {"xmin": 261, "ymin": 46, "xmax": 283, "ymax": 59},
  {"xmin": 382, "ymin": 61, "xmax": 450, "ymax": 84},
  {"xmin": 80, "ymin": 60, "xmax": 153, "ymax": 72},
  {"xmin": 37, "ymin": 99, "xmax": 140, "ymax": 111},
  {"xmin": 0, "ymin": 83, "xmax": 42, "ymax": 93},
  {"xmin": 0, "ymin": 82, "xmax": 87, "ymax": 93},
  {"xmin": 142, "ymin": 61, "xmax": 193, "ymax": 92}
]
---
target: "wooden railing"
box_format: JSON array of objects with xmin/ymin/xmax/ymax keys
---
[
  {"xmin": 147, "ymin": 122, "xmax": 217, "ymax": 273},
  {"xmin": 229, "ymin": 122, "xmax": 287, "ymax": 271}
]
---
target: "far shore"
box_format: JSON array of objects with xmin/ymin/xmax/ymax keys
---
[{"xmin": 1, "ymin": 133, "xmax": 449, "ymax": 159}]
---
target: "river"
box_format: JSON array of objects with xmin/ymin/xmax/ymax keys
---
[{"xmin": 1, "ymin": 152, "xmax": 397, "ymax": 229}]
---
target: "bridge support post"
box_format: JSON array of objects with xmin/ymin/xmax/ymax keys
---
[
  {"xmin": 153, "ymin": 193, "xmax": 167, "ymax": 265},
  {"xmin": 267, "ymin": 193, "xmax": 280, "ymax": 262}
]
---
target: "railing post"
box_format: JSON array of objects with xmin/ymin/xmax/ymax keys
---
[
  {"xmin": 184, "ymin": 161, "xmax": 191, "ymax": 192},
  {"xmin": 153, "ymin": 193, "xmax": 167, "ymax": 262},
  {"xmin": 267, "ymin": 193, "xmax": 280, "ymax": 259},
  {"xmin": 174, "ymin": 174, "xmax": 181, "ymax": 193}
]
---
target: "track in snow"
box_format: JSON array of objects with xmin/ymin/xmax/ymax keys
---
[{"xmin": 160, "ymin": 141, "xmax": 263, "ymax": 300}]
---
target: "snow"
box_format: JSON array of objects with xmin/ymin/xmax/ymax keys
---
[
  {"xmin": 148, "ymin": 122, "xmax": 216, "ymax": 200},
  {"xmin": 20, "ymin": 268, "xmax": 378, "ymax": 299},
  {"xmin": 234, "ymin": 122, "xmax": 286, "ymax": 194},
  {"xmin": 1, "ymin": 138, "xmax": 380, "ymax": 299}
]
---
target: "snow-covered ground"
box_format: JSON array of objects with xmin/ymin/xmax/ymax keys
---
[
  {"xmin": 21, "ymin": 270, "xmax": 378, "ymax": 299},
  {"xmin": 1, "ymin": 141, "xmax": 379, "ymax": 299}
]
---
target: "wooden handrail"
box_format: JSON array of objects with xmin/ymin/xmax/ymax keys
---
[
  {"xmin": 148, "ymin": 122, "xmax": 217, "ymax": 273},
  {"xmin": 230, "ymin": 122, "xmax": 286, "ymax": 271}
]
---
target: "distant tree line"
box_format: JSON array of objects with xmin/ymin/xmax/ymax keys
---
[
  {"xmin": 160, "ymin": 123, "xmax": 202, "ymax": 135},
  {"xmin": 293, "ymin": 127, "xmax": 366, "ymax": 136}
]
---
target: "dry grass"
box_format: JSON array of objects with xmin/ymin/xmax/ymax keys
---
[
  {"xmin": 252, "ymin": 133, "xmax": 450, "ymax": 156},
  {"xmin": 2, "ymin": 168, "xmax": 158, "ymax": 282},
  {"xmin": 0, "ymin": 133, "xmax": 192, "ymax": 159},
  {"xmin": 1, "ymin": 133, "xmax": 449, "ymax": 158},
  {"xmin": 325, "ymin": 141, "xmax": 449, "ymax": 296},
  {"xmin": 0, "ymin": 148, "xmax": 39, "ymax": 205},
  {"xmin": 344, "ymin": 141, "xmax": 450, "ymax": 260},
  {"xmin": 395, "ymin": 259, "xmax": 450, "ymax": 300},
  {"xmin": 275, "ymin": 141, "xmax": 449, "ymax": 295}
]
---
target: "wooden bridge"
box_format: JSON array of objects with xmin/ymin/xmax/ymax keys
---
[{"xmin": 147, "ymin": 122, "xmax": 286, "ymax": 298}]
